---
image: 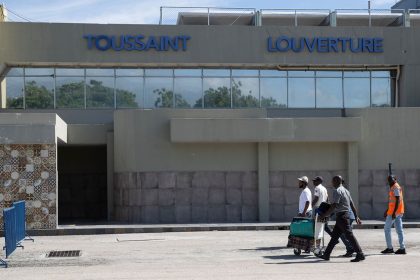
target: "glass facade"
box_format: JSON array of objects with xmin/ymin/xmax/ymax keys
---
[{"xmin": 1, "ymin": 68, "xmax": 394, "ymax": 109}]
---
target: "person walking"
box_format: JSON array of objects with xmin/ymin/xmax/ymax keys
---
[
  {"xmin": 312, "ymin": 176, "xmax": 332, "ymax": 236},
  {"xmin": 297, "ymin": 176, "xmax": 312, "ymax": 218},
  {"xmin": 339, "ymin": 207, "xmax": 356, "ymax": 257},
  {"xmin": 312, "ymin": 176, "xmax": 328, "ymax": 211},
  {"xmin": 316, "ymin": 175, "xmax": 365, "ymax": 262},
  {"xmin": 381, "ymin": 175, "xmax": 406, "ymax": 255}
]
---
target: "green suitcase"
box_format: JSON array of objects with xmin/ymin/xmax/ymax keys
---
[{"xmin": 290, "ymin": 218, "xmax": 314, "ymax": 238}]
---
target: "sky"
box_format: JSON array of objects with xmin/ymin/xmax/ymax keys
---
[{"xmin": 2, "ymin": 0, "xmax": 401, "ymax": 24}]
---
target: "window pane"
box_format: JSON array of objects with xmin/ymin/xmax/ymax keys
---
[
  {"xmin": 145, "ymin": 69, "xmax": 173, "ymax": 77},
  {"xmin": 25, "ymin": 68, "xmax": 54, "ymax": 76},
  {"xmin": 174, "ymin": 69, "xmax": 201, "ymax": 77},
  {"xmin": 7, "ymin": 68, "xmax": 24, "ymax": 76},
  {"xmin": 5, "ymin": 77, "xmax": 24, "ymax": 108},
  {"xmin": 56, "ymin": 77, "xmax": 85, "ymax": 109},
  {"xmin": 232, "ymin": 78, "xmax": 259, "ymax": 108},
  {"xmin": 116, "ymin": 77, "xmax": 142, "ymax": 108},
  {"xmin": 144, "ymin": 77, "xmax": 173, "ymax": 108},
  {"xmin": 86, "ymin": 68, "xmax": 114, "ymax": 76},
  {"xmin": 203, "ymin": 69, "xmax": 230, "ymax": 77},
  {"xmin": 288, "ymin": 71, "xmax": 315, "ymax": 77},
  {"xmin": 86, "ymin": 77, "xmax": 114, "ymax": 108},
  {"xmin": 260, "ymin": 78, "xmax": 287, "ymax": 108},
  {"xmin": 174, "ymin": 78, "xmax": 202, "ymax": 108},
  {"xmin": 371, "ymin": 71, "xmax": 390, "ymax": 78},
  {"xmin": 316, "ymin": 78, "xmax": 343, "ymax": 108},
  {"xmin": 288, "ymin": 78, "xmax": 315, "ymax": 108},
  {"xmin": 371, "ymin": 78, "xmax": 391, "ymax": 107},
  {"xmin": 203, "ymin": 78, "xmax": 231, "ymax": 108},
  {"xmin": 25, "ymin": 77, "xmax": 54, "ymax": 109},
  {"xmin": 316, "ymin": 71, "xmax": 342, "ymax": 78},
  {"xmin": 231, "ymin": 69, "xmax": 259, "ymax": 77},
  {"xmin": 260, "ymin": 70, "xmax": 287, "ymax": 77},
  {"xmin": 344, "ymin": 71, "xmax": 370, "ymax": 78},
  {"xmin": 56, "ymin": 68, "xmax": 84, "ymax": 76},
  {"xmin": 344, "ymin": 78, "xmax": 370, "ymax": 108},
  {"xmin": 116, "ymin": 69, "xmax": 143, "ymax": 76}
]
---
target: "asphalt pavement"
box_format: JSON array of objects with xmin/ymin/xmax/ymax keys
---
[{"xmin": 1, "ymin": 228, "xmax": 419, "ymax": 279}]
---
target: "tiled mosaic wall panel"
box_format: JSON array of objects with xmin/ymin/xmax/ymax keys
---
[
  {"xmin": 359, "ymin": 169, "xmax": 420, "ymax": 219},
  {"xmin": 114, "ymin": 172, "xmax": 259, "ymax": 223},
  {"xmin": 0, "ymin": 144, "xmax": 57, "ymax": 230}
]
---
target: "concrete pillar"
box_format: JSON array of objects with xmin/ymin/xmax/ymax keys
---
[
  {"xmin": 107, "ymin": 132, "xmax": 114, "ymax": 221},
  {"xmin": 0, "ymin": 79, "xmax": 6, "ymax": 109},
  {"xmin": 258, "ymin": 142, "xmax": 269, "ymax": 222},
  {"xmin": 347, "ymin": 142, "xmax": 359, "ymax": 208}
]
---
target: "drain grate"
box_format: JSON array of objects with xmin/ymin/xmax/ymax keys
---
[{"xmin": 47, "ymin": 250, "xmax": 81, "ymax": 258}]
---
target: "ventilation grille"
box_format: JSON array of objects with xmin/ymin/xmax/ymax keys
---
[{"xmin": 47, "ymin": 250, "xmax": 81, "ymax": 258}]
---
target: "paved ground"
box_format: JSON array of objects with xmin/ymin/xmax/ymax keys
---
[{"xmin": 1, "ymin": 229, "xmax": 419, "ymax": 279}]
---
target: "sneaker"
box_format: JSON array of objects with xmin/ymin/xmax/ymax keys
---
[
  {"xmin": 395, "ymin": 249, "xmax": 407, "ymax": 255},
  {"xmin": 315, "ymin": 253, "xmax": 330, "ymax": 261},
  {"xmin": 341, "ymin": 251, "xmax": 355, "ymax": 258},
  {"xmin": 381, "ymin": 248, "xmax": 394, "ymax": 254},
  {"xmin": 350, "ymin": 253, "xmax": 365, "ymax": 262}
]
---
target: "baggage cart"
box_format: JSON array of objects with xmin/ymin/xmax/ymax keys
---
[{"xmin": 287, "ymin": 214, "xmax": 327, "ymax": 256}]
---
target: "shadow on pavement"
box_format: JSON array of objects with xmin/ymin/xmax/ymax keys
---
[
  {"xmin": 263, "ymin": 254, "xmax": 313, "ymax": 260},
  {"xmin": 239, "ymin": 246, "xmax": 289, "ymax": 251},
  {"xmin": 116, "ymin": 238, "xmax": 165, "ymax": 242},
  {"xmin": 264, "ymin": 260, "xmax": 325, "ymax": 265}
]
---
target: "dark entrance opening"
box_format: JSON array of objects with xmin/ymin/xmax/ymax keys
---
[{"xmin": 58, "ymin": 145, "xmax": 107, "ymax": 224}]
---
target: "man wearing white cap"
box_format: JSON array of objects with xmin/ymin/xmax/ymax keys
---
[{"xmin": 297, "ymin": 176, "xmax": 313, "ymax": 218}]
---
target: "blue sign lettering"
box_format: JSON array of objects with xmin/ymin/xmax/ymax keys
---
[
  {"xmin": 267, "ymin": 36, "xmax": 384, "ymax": 53},
  {"xmin": 83, "ymin": 34, "xmax": 191, "ymax": 51}
]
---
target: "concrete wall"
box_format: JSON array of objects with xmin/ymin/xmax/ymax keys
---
[
  {"xmin": 114, "ymin": 109, "xmax": 265, "ymax": 172},
  {"xmin": 112, "ymin": 108, "xmax": 420, "ymax": 222},
  {"xmin": 114, "ymin": 171, "xmax": 259, "ymax": 223},
  {"xmin": 1, "ymin": 22, "xmax": 420, "ymax": 105},
  {"xmin": 346, "ymin": 108, "xmax": 420, "ymax": 169},
  {"xmin": 0, "ymin": 113, "xmax": 68, "ymax": 229},
  {"xmin": 269, "ymin": 143, "xmax": 347, "ymax": 171},
  {"xmin": 0, "ymin": 109, "xmax": 113, "ymax": 144},
  {"xmin": 0, "ymin": 113, "xmax": 67, "ymax": 144}
]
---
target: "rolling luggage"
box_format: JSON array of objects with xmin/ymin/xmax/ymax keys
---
[{"xmin": 287, "ymin": 214, "xmax": 326, "ymax": 256}]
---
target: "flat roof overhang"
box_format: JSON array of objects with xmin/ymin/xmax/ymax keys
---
[{"xmin": 0, "ymin": 113, "xmax": 67, "ymax": 144}]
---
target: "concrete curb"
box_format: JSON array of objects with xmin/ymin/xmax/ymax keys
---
[{"xmin": 0, "ymin": 221, "xmax": 410, "ymax": 236}]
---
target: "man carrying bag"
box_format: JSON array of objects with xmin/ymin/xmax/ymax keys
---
[{"xmin": 315, "ymin": 175, "xmax": 365, "ymax": 262}]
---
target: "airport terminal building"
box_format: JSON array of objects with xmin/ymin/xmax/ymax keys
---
[{"xmin": 1, "ymin": 5, "xmax": 420, "ymax": 230}]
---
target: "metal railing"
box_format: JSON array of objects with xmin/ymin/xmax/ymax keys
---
[
  {"xmin": 408, "ymin": 8, "xmax": 420, "ymax": 14},
  {"xmin": 2, "ymin": 207, "xmax": 16, "ymax": 268},
  {"xmin": 160, "ymin": 7, "xmax": 413, "ymax": 27},
  {"xmin": 159, "ymin": 7, "xmax": 257, "ymax": 26},
  {"xmin": 260, "ymin": 9, "xmax": 331, "ymax": 27},
  {"xmin": 13, "ymin": 201, "xmax": 34, "ymax": 244},
  {"xmin": 1, "ymin": 201, "xmax": 33, "ymax": 269},
  {"xmin": 335, "ymin": 9, "xmax": 405, "ymax": 27}
]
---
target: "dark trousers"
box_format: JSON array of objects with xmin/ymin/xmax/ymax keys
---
[
  {"xmin": 341, "ymin": 219, "xmax": 355, "ymax": 252},
  {"xmin": 324, "ymin": 212, "xmax": 362, "ymax": 257}
]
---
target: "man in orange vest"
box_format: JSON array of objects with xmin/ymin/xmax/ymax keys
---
[{"xmin": 381, "ymin": 175, "xmax": 406, "ymax": 255}]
